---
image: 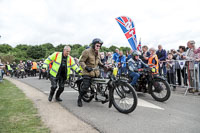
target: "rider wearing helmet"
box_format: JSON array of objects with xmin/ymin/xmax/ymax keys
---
[
  {"xmin": 78, "ymin": 38, "xmax": 104, "ymax": 107},
  {"xmin": 128, "ymin": 50, "xmax": 149, "ymax": 86}
]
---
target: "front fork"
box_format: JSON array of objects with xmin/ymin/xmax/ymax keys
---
[
  {"xmin": 107, "ymin": 79, "xmax": 127, "ymax": 108},
  {"xmin": 108, "ymin": 80, "xmax": 115, "ymax": 108}
]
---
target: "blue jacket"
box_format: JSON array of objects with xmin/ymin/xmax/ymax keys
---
[
  {"xmin": 126, "ymin": 54, "xmax": 132, "ymax": 62},
  {"xmin": 112, "ymin": 52, "xmax": 119, "ymax": 62},
  {"xmin": 156, "ymin": 49, "xmax": 167, "ymax": 61},
  {"xmin": 128, "ymin": 58, "xmax": 148, "ymax": 72},
  {"xmin": 117, "ymin": 55, "xmax": 126, "ymax": 67}
]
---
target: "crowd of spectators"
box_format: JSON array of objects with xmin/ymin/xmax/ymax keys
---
[
  {"xmin": 98, "ymin": 40, "xmax": 200, "ymax": 95},
  {"xmin": 1, "ymin": 40, "xmax": 199, "ymax": 95}
]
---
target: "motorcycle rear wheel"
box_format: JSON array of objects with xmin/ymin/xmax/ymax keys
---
[{"xmin": 79, "ymin": 82, "xmax": 94, "ymax": 102}]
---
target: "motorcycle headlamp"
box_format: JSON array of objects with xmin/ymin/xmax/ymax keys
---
[{"xmin": 151, "ymin": 67, "xmax": 156, "ymax": 73}]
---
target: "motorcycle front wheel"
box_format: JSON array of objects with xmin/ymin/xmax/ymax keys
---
[
  {"xmin": 151, "ymin": 78, "xmax": 171, "ymax": 102},
  {"xmin": 112, "ymin": 82, "xmax": 138, "ymax": 114}
]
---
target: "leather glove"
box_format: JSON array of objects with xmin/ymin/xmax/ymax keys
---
[
  {"xmin": 78, "ymin": 70, "xmax": 82, "ymax": 74},
  {"xmin": 85, "ymin": 66, "xmax": 93, "ymax": 72}
]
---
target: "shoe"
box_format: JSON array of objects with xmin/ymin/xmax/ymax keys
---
[
  {"xmin": 77, "ymin": 98, "xmax": 82, "ymax": 107},
  {"xmin": 172, "ymin": 86, "xmax": 176, "ymax": 91},
  {"xmin": 55, "ymin": 97, "xmax": 63, "ymax": 102},
  {"xmin": 188, "ymin": 88, "xmax": 195, "ymax": 93},
  {"xmin": 48, "ymin": 95, "xmax": 53, "ymax": 102}
]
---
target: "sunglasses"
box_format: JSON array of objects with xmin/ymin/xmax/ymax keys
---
[{"xmin": 96, "ymin": 45, "xmax": 101, "ymax": 47}]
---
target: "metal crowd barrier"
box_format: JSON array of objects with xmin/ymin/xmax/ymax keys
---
[{"xmin": 160, "ymin": 60, "xmax": 199, "ymax": 96}]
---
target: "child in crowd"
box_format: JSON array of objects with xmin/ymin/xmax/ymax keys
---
[{"xmin": 166, "ymin": 53, "xmax": 176, "ymax": 90}]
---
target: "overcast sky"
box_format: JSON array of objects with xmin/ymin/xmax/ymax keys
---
[{"xmin": 0, "ymin": 0, "xmax": 199, "ymax": 50}]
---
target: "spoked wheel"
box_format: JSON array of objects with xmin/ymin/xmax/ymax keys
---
[
  {"xmin": 69, "ymin": 74, "xmax": 77, "ymax": 88},
  {"xmin": 151, "ymin": 78, "xmax": 171, "ymax": 102},
  {"xmin": 79, "ymin": 82, "xmax": 94, "ymax": 102},
  {"xmin": 112, "ymin": 82, "xmax": 138, "ymax": 114}
]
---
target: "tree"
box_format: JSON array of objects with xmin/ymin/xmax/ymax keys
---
[
  {"xmin": 55, "ymin": 44, "xmax": 65, "ymax": 52},
  {"xmin": 120, "ymin": 46, "xmax": 131, "ymax": 54},
  {"xmin": 41, "ymin": 43, "xmax": 54, "ymax": 50},
  {"xmin": 0, "ymin": 53, "xmax": 14, "ymax": 63},
  {"xmin": 0, "ymin": 44, "xmax": 13, "ymax": 53},
  {"xmin": 100, "ymin": 46, "xmax": 109, "ymax": 52},
  {"xmin": 109, "ymin": 45, "xmax": 119, "ymax": 52},
  {"xmin": 15, "ymin": 44, "xmax": 31, "ymax": 51},
  {"xmin": 27, "ymin": 45, "xmax": 46, "ymax": 59},
  {"xmin": 72, "ymin": 44, "xmax": 82, "ymax": 50}
]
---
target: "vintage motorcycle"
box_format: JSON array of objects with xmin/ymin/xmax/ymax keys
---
[
  {"xmin": 76, "ymin": 67, "xmax": 138, "ymax": 114},
  {"xmin": 126, "ymin": 67, "xmax": 171, "ymax": 102},
  {"xmin": 17, "ymin": 68, "xmax": 26, "ymax": 79}
]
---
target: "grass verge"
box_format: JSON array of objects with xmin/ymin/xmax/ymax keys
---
[{"xmin": 0, "ymin": 79, "xmax": 50, "ymax": 133}]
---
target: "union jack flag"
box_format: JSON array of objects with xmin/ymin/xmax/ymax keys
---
[{"xmin": 115, "ymin": 16, "xmax": 137, "ymax": 50}]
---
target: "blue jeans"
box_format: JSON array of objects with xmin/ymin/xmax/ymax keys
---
[
  {"xmin": 118, "ymin": 67, "xmax": 127, "ymax": 75},
  {"xmin": 129, "ymin": 71, "xmax": 140, "ymax": 86}
]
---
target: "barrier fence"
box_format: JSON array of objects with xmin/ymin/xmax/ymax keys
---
[{"xmin": 160, "ymin": 60, "xmax": 199, "ymax": 95}]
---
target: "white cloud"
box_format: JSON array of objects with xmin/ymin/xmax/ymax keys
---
[{"xmin": 0, "ymin": 0, "xmax": 199, "ymax": 50}]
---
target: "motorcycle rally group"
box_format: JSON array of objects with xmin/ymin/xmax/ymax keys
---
[{"xmin": 2, "ymin": 38, "xmax": 171, "ymax": 113}]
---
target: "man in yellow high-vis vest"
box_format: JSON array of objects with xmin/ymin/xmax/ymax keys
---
[
  {"xmin": 43, "ymin": 45, "xmax": 81, "ymax": 102},
  {"xmin": 6, "ymin": 62, "xmax": 12, "ymax": 76}
]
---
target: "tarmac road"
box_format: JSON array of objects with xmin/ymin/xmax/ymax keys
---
[{"xmin": 17, "ymin": 77, "xmax": 200, "ymax": 133}]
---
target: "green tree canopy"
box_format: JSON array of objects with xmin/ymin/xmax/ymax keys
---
[
  {"xmin": 41, "ymin": 43, "xmax": 54, "ymax": 50},
  {"xmin": 55, "ymin": 44, "xmax": 65, "ymax": 52},
  {"xmin": 0, "ymin": 43, "xmax": 132, "ymax": 63},
  {"xmin": 15, "ymin": 44, "xmax": 31, "ymax": 51},
  {"xmin": 0, "ymin": 44, "xmax": 13, "ymax": 53},
  {"xmin": 109, "ymin": 45, "xmax": 119, "ymax": 52},
  {"xmin": 27, "ymin": 45, "xmax": 46, "ymax": 59},
  {"xmin": 71, "ymin": 44, "xmax": 82, "ymax": 50}
]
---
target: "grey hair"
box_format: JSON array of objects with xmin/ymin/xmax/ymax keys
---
[
  {"xmin": 188, "ymin": 40, "xmax": 195, "ymax": 49},
  {"xmin": 149, "ymin": 47, "xmax": 156, "ymax": 52},
  {"xmin": 64, "ymin": 45, "xmax": 71, "ymax": 50},
  {"xmin": 189, "ymin": 40, "xmax": 195, "ymax": 45}
]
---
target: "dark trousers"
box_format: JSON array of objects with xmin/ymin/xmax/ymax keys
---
[
  {"xmin": 80, "ymin": 75, "xmax": 91, "ymax": 93},
  {"xmin": 167, "ymin": 72, "xmax": 176, "ymax": 87},
  {"xmin": 33, "ymin": 69, "xmax": 37, "ymax": 76},
  {"xmin": 50, "ymin": 75, "xmax": 65, "ymax": 98},
  {"xmin": 176, "ymin": 68, "xmax": 187, "ymax": 86}
]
